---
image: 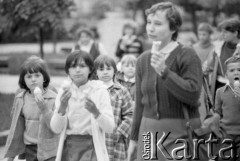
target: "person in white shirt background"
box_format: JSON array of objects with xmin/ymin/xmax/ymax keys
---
[{"xmin": 72, "ymin": 28, "xmax": 109, "ymax": 60}]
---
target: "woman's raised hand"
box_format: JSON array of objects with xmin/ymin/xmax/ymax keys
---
[{"xmin": 150, "ymin": 52, "xmax": 167, "ymax": 76}]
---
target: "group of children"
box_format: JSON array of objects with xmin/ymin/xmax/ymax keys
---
[
  {"xmin": 193, "ymin": 18, "xmax": 240, "ymax": 160},
  {"xmin": 3, "ymin": 15, "xmax": 240, "ymax": 161},
  {"xmin": 4, "ymin": 51, "xmax": 137, "ymax": 161}
]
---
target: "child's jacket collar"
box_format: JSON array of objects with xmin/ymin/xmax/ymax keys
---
[{"xmin": 15, "ymin": 89, "xmax": 56, "ymax": 99}]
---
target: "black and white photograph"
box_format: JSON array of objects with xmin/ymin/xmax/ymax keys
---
[{"xmin": 0, "ymin": 0, "xmax": 240, "ymax": 161}]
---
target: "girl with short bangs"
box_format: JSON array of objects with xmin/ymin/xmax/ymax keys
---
[
  {"xmin": 94, "ymin": 55, "xmax": 133, "ymax": 161},
  {"xmin": 4, "ymin": 56, "xmax": 58, "ymax": 161},
  {"xmin": 51, "ymin": 50, "xmax": 115, "ymax": 161}
]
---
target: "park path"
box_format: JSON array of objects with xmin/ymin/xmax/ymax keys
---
[{"xmin": 0, "ymin": 146, "xmax": 21, "ymax": 161}]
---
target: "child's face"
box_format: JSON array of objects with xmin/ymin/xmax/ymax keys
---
[
  {"xmin": 198, "ymin": 30, "xmax": 210, "ymax": 44},
  {"xmin": 121, "ymin": 63, "xmax": 135, "ymax": 79},
  {"xmin": 221, "ymin": 29, "xmax": 238, "ymax": 43},
  {"xmin": 68, "ymin": 59, "xmax": 90, "ymax": 86},
  {"xmin": 124, "ymin": 27, "xmax": 134, "ymax": 36},
  {"xmin": 96, "ymin": 64, "xmax": 114, "ymax": 83},
  {"xmin": 79, "ymin": 32, "xmax": 91, "ymax": 45},
  {"xmin": 24, "ymin": 72, "xmax": 44, "ymax": 92},
  {"xmin": 226, "ymin": 62, "xmax": 240, "ymax": 85}
]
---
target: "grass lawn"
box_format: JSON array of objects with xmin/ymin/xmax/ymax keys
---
[
  {"xmin": 0, "ymin": 93, "xmax": 15, "ymax": 131},
  {"xmin": 0, "ymin": 93, "xmax": 14, "ymax": 145}
]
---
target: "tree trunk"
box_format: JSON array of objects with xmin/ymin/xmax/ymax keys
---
[
  {"xmin": 52, "ymin": 30, "xmax": 57, "ymax": 54},
  {"xmin": 191, "ymin": 7, "xmax": 197, "ymax": 35},
  {"xmin": 212, "ymin": 6, "xmax": 219, "ymax": 27},
  {"xmin": 39, "ymin": 28, "xmax": 44, "ymax": 59}
]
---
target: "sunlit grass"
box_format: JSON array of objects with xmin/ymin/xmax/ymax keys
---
[{"xmin": 0, "ymin": 93, "xmax": 15, "ymax": 131}]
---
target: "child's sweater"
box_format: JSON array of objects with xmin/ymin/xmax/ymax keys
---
[
  {"xmin": 215, "ymin": 85, "xmax": 240, "ymax": 135},
  {"xmin": 115, "ymin": 72, "xmax": 135, "ymax": 100}
]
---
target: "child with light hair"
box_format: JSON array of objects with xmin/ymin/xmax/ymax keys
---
[
  {"xmin": 115, "ymin": 54, "xmax": 137, "ymax": 100},
  {"xmin": 193, "ymin": 22, "xmax": 214, "ymax": 64},
  {"xmin": 94, "ymin": 55, "xmax": 133, "ymax": 161}
]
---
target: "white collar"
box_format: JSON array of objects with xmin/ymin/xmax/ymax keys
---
[
  {"xmin": 124, "ymin": 75, "xmax": 135, "ymax": 83},
  {"xmin": 104, "ymin": 80, "xmax": 114, "ymax": 88}
]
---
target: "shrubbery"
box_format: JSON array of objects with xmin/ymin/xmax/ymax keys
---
[{"xmin": 0, "ymin": 53, "xmax": 67, "ymax": 75}]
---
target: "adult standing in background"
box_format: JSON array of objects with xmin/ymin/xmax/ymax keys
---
[
  {"xmin": 205, "ymin": 18, "xmax": 240, "ymax": 99},
  {"xmin": 72, "ymin": 28, "xmax": 109, "ymax": 60},
  {"xmin": 193, "ymin": 22, "xmax": 214, "ymax": 65},
  {"xmin": 127, "ymin": 2, "xmax": 203, "ymax": 161},
  {"xmin": 115, "ymin": 22, "xmax": 143, "ymax": 60},
  {"xmin": 193, "ymin": 22, "xmax": 214, "ymax": 121}
]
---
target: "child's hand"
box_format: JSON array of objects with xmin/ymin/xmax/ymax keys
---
[
  {"xmin": 84, "ymin": 97, "xmax": 100, "ymax": 118},
  {"xmin": 203, "ymin": 113, "xmax": 222, "ymax": 138},
  {"xmin": 59, "ymin": 88, "xmax": 71, "ymax": 115},
  {"xmin": 127, "ymin": 140, "xmax": 138, "ymax": 161},
  {"xmin": 6, "ymin": 157, "xmax": 14, "ymax": 161},
  {"xmin": 35, "ymin": 94, "xmax": 48, "ymax": 113},
  {"xmin": 203, "ymin": 113, "xmax": 220, "ymax": 127}
]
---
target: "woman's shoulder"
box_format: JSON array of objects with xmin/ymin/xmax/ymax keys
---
[
  {"xmin": 137, "ymin": 50, "xmax": 151, "ymax": 61},
  {"xmin": 177, "ymin": 44, "xmax": 199, "ymax": 58},
  {"xmin": 175, "ymin": 44, "xmax": 201, "ymax": 65}
]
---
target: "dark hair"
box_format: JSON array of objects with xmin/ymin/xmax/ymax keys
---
[
  {"xmin": 65, "ymin": 50, "xmax": 94, "ymax": 78},
  {"xmin": 225, "ymin": 55, "xmax": 240, "ymax": 66},
  {"xmin": 145, "ymin": 2, "xmax": 182, "ymax": 41},
  {"xmin": 94, "ymin": 55, "xmax": 117, "ymax": 74},
  {"xmin": 18, "ymin": 56, "xmax": 50, "ymax": 91},
  {"xmin": 218, "ymin": 18, "xmax": 240, "ymax": 38},
  {"xmin": 77, "ymin": 28, "xmax": 94, "ymax": 39}
]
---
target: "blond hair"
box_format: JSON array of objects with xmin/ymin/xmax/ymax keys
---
[{"xmin": 121, "ymin": 55, "xmax": 137, "ymax": 66}]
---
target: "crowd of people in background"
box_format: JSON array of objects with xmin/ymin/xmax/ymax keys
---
[{"xmin": 3, "ymin": 1, "xmax": 240, "ymax": 161}]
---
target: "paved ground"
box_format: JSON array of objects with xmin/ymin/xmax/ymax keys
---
[{"xmin": 0, "ymin": 146, "xmax": 21, "ymax": 161}]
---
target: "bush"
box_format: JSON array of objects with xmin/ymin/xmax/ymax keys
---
[
  {"xmin": 0, "ymin": 93, "xmax": 15, "ymax": 132},
  {"xmin": 0, "ymin": 52, "xmax": 68, "ymax": 75},
  {"xmin": 0, "ymin": 92, "xmax": 14, "ymax": 145},
  {"xmin": 8, "ymin": 53, "xmax": 35, "ymax": 74}
]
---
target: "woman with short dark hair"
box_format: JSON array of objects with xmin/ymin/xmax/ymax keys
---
[{"xmin": 127, "ymin": 2, "xmax": 203, "ymax": 161}]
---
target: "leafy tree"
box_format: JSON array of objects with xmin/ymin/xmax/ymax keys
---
[
  {"xmin": 129, "ymin": 0, "xmax": 240, "ymax": 35},
  {"xmin": 0, "ymin": 0, "xmax": 74, "ymax": 58}
]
